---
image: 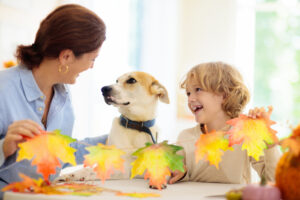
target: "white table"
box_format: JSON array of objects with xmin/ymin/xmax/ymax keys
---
[{"xmin": 4, "ymin": 179, "xmax": 242, "ymax": 200}]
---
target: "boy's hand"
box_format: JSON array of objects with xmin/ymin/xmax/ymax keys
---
[
  {"xmin": 168, "ymin": 165, "xmax": 187, "ymax": 184},
  {"xmin": 248, "ymin": 106, "xmax": 273, "ymax": 119},
  {"xmin": 248, "ymin": 106, "xmax": 276, "ymax": 148},
  {"xmin": 3, "ymin": 120, "xmax": 42, "ymax": 158}
]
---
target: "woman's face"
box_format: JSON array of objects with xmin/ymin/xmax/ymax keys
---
[{"xmin": 65, "ymin": 48, "xmax": 100, "ymax": 84}]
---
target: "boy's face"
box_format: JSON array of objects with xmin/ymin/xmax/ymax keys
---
[{"xmin": 186, "ymin": 80, "xmax": 224, "ymax": 124}]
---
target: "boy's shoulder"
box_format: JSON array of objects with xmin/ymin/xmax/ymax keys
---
[{"xmin": 178, "ymin": 124, "xmax": 201, "ymax": 140}]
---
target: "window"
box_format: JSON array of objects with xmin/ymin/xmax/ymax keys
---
[{"xmin": 255, "ymin": 0, "xmax": 300, "ymax": 138}]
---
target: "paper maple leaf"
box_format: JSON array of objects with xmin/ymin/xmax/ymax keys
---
[
  {"xmin": 3, "ymin": 60, "xmax": 17, "ymax": 68},
  {"xmin": 2, "ymin": 173, "xmax": 45, "ymax": 193},
  {"xmin": 130, "ymin": 141, "xmax": 184, "ymax": 190},
  {"xmin": 52, "ymin": 183, "xmax": 103, "ymax": 196},
  {"xmin": 195, "ymin": 130, "xmax": 233, "ymax": 169},
  {"xmin": 84, "ymin": 143, "xmax": 126, "ymax": 182},
  {"xmin": 17, "ymin": 130, "xmax": 77, "ymax": 180},
  {"xmin": 281, "ymin": 124, "xmax": 300, "ymax": 156},
  {"xmin": 226, "ymin": 113, "xmax": 278, "ymax": 161},
  {"xmin": 117, "ymin": 192, "xmax": 160, "ymax": 198},
  {"xmin": 2, "ymin": 173, "xmax": 104, "ymax": 196}
]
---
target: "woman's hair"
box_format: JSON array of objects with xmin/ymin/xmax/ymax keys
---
[
  {"xmin": 181, "ymin": 62, "xmax": 250, "ymax": 118},
  {"xmin": 16, "ymin": 4, "xmax": 106, "ymax": 69}
]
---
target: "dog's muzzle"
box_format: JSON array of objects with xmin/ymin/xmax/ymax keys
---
[
  {"xmin": 101, "ymin": 86, "xmax": 113, "ymax": 104},
  {"xmin": 101, "ymin": 86, "xmax": 112, "ymax": 96},
  {"xmin": 101, "ymin": 86, "xmax": 130, "ymax": 106}
]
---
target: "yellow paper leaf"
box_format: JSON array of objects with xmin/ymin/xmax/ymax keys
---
[
  {"xmin": 84, "ymin": 143, "xmax": 125, "ymax": 182},
  {"xmin": 130, "ymin": 141, "xmax": 184, "ymax": 190},
  {"xmin": 227, "ymin": 112, "xmax": 278, "ymax": 161},
  {"xmin": 195, "ymin": 130, "xmax": 233, "ymax": 169},
  {"xmin": 117, "ymin": 192, "xmax": 160, "ymax": 198}
]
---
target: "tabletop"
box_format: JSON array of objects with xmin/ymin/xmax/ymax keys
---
[{"xmin": 4, "ymin": 179, "xmax": 242, "ymax": 200}]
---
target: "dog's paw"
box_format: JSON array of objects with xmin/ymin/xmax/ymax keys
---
[
  {"xmin": 55, "ymin": 173, "xmax": 78, "ymax": 183},
  {"xmin": 54, "ymin": 168, "xmax": 99, "ymax": 183},
  {"xmin": 149, "ymin": 184, "xmax": 167, "ymax": 190}
]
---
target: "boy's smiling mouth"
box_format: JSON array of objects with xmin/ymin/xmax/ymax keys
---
[{"xmin": 191, "ymin": 105, "xmax": 203, "ymax": 113}]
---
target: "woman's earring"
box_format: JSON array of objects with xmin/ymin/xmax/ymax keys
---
[{"xmin": 58, "ymin": 65, "xmax": 69, "ymax": 74}]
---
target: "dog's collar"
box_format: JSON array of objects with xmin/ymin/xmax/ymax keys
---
[{"xmin": 120, "ymin": 115, "xmax": 156, "ymax": 144}]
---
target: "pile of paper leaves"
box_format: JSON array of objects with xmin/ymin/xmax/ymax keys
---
[
  {"xmin": 2, "ymin": 130, "xmax": 185, "ymax": 197},
  {"xmin": 195, "ymin": 106, "xmax": 279, "ymax": 168},
  {"xmin": 3, "ymin": 106, "xmax": 281, "ymax": 196}
]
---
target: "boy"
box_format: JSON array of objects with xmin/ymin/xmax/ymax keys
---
[{"xmin": 169, "ymin": 62, "xmax": 280, "ymax": 184}]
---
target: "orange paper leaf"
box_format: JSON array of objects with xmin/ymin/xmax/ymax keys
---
[
  {"xmin": 2, "ymin": 173, "xmax": 45, "ymax": 193},
  {"xmin": 195, "ymin": 130, "xmax": 233, "ymax": 169},
  {"xmin": 227, "ymin": 110, "xmax": 278, "ymax": 161},
  {"xmin": 130, "ymin": 141, "xmax": 184, "ymax": 190},
  {"xmin": 2, "ymin": 174, "xmax": 104, "ymax": 196},
  {"xmin": 281, "ymin": 124, "xmax": 300, "ymax": 156},
  {"xmin": 17, "ymin": 130, "xmax": 77, "ymax": 180},
  {"xmin": 84, "ymin": 143, "xmax": 126, "ymax": 182},
  {"xmin": 3, "ymin": 60, "xmax": 17, "ymax": 68}
]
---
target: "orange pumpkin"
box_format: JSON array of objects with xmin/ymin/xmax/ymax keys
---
[{"xmin": 275, "ymin": 124, "xmax": 300, "ymax": 200}]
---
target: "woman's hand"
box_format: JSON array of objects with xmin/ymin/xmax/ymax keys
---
[
  {"xmin": 3, "ymin": 120, "xmax": 42, "ymax": 158},
  {"xmin": 168, "ymin": 165, "xmax": 187, "ymax": 184},
  {"xmin": 248, "ymin": 106, "xmax": 273, "ymax": 119}
]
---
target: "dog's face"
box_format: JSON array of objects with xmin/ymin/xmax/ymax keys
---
[{"xmin": 101, "ymin": 71, "xmax": 169, "ymax": 120}]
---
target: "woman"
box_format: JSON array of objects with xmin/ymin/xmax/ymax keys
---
[{"xmin": 0, "ymin": 4, "xmax": 107, "ymax": 195}]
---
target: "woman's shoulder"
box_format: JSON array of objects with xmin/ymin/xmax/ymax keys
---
[{"xmin": 0, "ymin": 66, "xmax": 21, "ymax": 90}]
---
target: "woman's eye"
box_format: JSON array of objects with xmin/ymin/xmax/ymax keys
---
[
  {"xmin": 126, "ymin": 78, "xmax": 137, "ymax": 84},
  {"xmin": 196, "ymin": 88, "xmax": 201, "ymax": 92},
  {"xmin": 186, "ymin": 92, "xmax": 190, "ymax": 96}
]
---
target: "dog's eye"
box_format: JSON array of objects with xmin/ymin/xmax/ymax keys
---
[{"xmin": 126, "ymin": 78, "xmax": 137, "ymax": 84}]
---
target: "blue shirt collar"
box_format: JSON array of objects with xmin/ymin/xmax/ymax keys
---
[{"xmin": 18, "ymin": 65, "xmax": 68, "ymax": 102}]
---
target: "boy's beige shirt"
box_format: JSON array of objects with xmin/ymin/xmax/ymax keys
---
[{"xmin": 177, "ymin": 125, "xmax": 281, "ymax": 184}]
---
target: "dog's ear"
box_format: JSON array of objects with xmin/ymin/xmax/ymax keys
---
[{"xmin": 150, "ymin": 81, "xmax": 170, "ymax": 104}]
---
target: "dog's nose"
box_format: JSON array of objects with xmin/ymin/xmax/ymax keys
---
[{"xmin": 101, "ymin": 86, "xmax": 112, "ymax": 96}]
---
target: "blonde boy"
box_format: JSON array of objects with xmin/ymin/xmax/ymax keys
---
[{"xmin": 169, "ymin": 62, "xmax": 280, "ymax": 184}]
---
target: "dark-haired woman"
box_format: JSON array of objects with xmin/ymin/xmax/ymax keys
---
[{"xmin": 0, "ymin": 4, "xmax": 107, "ymax": 197}]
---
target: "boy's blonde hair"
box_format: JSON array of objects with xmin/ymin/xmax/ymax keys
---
[{"xmin": 181, "ymin": 62, "xmax": 250, "ymax": 118}]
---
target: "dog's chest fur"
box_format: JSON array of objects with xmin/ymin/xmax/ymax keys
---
[{"xmin": 108, "ymin": 117, "xmax": 158, "ymax": 149}]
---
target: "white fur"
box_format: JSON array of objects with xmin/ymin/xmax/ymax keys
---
[{"xmin": 56, "ymin": 71, "xmax": 169, "ymax": 182}]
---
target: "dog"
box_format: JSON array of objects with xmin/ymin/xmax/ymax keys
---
[{"xmin": 56, "ymin": 71, "xmax": 169, "ymax": 181}]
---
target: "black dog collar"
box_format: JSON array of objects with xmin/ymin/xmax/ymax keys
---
[{"xmin": 120, "ymin": 115, "xmax": 156, "ymax": 144}]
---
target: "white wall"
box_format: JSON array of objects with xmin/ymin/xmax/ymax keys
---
[
  {"xmin": 138, "ymin": 0, "xmax": 179, "ymax": 142},
  {"xmin": 59, "ymin": 0, "xmax": 134, "ymax": 139},
  {"xmin": 0, "ymin": 0, "xmax": 57, "ymax": 66},
  {"xmin": 0, "ymin": 0, "xmax": 255, "ymax": 143},
  {"xmin": 175, "ymin": 0, "xmax": 255, "ymax": 140}
]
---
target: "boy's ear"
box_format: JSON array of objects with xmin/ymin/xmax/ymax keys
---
[
  {"xmin": 150, "ymin": 81, "xmax": 170, "ymax": 104},
  {"xmin": 58, "ymin": 49, "xmax": 75, "ymax": 65},
  {"xmin": 222, "ymin": 93, "xmax": 227, "ymax": 103}
]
